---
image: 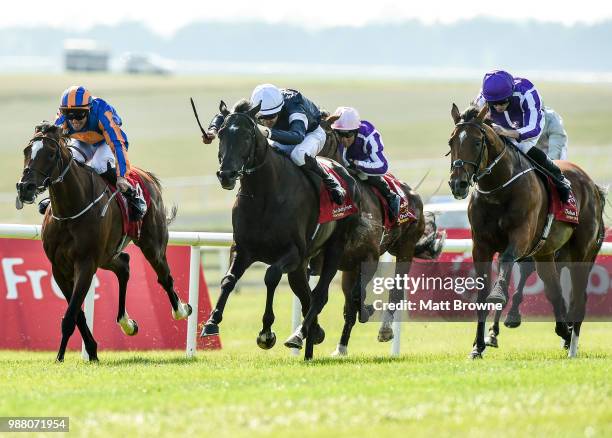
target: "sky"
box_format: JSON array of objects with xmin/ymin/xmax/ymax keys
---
[{"xmin": 4, "ymin": 1, "xmax": 612, "ymax": 36}]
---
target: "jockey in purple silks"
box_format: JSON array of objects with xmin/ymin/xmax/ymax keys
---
[
  {"xmin": 474, "ymin": 70, "xmax": 571, "ymax": 202},
  {"xmin": 331, "ymin": 106, "xmax": 401, "ymax": 219}
]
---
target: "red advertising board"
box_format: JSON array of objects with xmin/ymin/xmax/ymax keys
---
[{"xmin": 0, "ymin": 239, "xmax": 221, "ymax": 351}]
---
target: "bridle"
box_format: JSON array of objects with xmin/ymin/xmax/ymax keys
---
[
  {"xmin": 218, "ymin": 112, "xmax": 268, "ymax": 177},
  {"xmin": 450, "ymin": 120, "xmax": 507, "ymax": 187},
  {"xmin": 23, "ymin": 134, "xmax": 73, "ymax": 193}
]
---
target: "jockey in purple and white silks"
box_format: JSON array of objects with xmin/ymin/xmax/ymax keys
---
[
  {"xmin": 203, "ymin": 84, "xmax": 345, "ymax": 205},
  {"xmin": 331, "ymin": 107, "xmax": 401, "ymax": 219},
  {"xmin": 474, "ymin": 70, "xmax": 571, "ymax": 202}
]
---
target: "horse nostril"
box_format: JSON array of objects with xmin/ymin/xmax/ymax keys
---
[{"xmin": 458, "ymin": 181, "xmax": 469, "ymax": 190}]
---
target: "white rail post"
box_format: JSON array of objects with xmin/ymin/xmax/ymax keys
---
[
  {"xmin": 379, "ymin": 252, "xmax": 402, "ymax": 357},
  {"xmin": 186, "ymin": 245, "xmax": 201, "ymax": 358},
  {"xmin": 81, "ymin": 279, "xmax": 96, "ymax": 360}
]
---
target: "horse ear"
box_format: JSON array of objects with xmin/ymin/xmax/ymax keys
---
[
  {"xmin": 321, "ymin": 114, "xmax": 340, "ymax": 131},
  {"xmin": 476, "ymin": 103, "xmax": 488, "ymax": 122},
  {"xmin": 451, "ymin": 103, "xmax": 461, "ymax": 125},
  {"xmin": 248, "ymin": 101, "xmax": 262, "ymax": 119},
  {"xmin": 35, "ymin": 121, "xmax": 59, "ymax": 135},
  {"xmin": 219, "ymin": 100, "xmax": 230, "ymax": 117}
]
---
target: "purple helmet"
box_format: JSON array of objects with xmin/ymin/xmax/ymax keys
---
[{"xmin": 482, "ymin": 70, "xmax": 515, "ymax": 102}]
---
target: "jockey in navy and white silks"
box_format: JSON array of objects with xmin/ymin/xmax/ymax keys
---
[
  {"xmin": 331, "ymin": 107, "xmax": 401, "ymax": 219},
  {"xmin": 204, "ymin": 84, "xmax": 345, "ymax": 204},
  {"xmin": 474, "ymin": 70, "xmax": 571, "ymax": 202}
]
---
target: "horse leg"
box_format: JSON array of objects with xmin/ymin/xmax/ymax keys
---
[
  {"xmin": 535, "ymin": 256, "xmax": 571, "ymax": 347},
  {"xmin": 256, "ymin": 247, "xmax": 300, "ymax": 350},
  {"xmin": 567, "ymin": 262, "xmax": 591, "ymax": 358},
  {"xmin": 379, "ymin": 256, "xmax": 412, "ymax": 343},
  {"xmin": 137, "ymin": 239, "xmax": 192, "ymax": 321},
  {"xmin": 505, "ymin": 259, "xmax": 535, "ymax": 328},
  {"xmin": 486, "ymin": 245, "xmax": 518, "ymax": 306},
  {"xmin": 107, "ymin": 252, "xmax": 138, "ymax": 336},
  {"xmin": 285, "ymin": 234, "xmax": 345, "ymax": 360},
  {"xmin": 56, "ymin": 262, "xmax": 97, "ymax": 362},
  {"xmin": 332, "ymin": 270, "xmax": 359, "ymax": 357},
  {"xmin": 52, "ymin": 267, "xmax": 98, "ymax": 361},
  {"xmin": 202, "ymin": 247, "xmax": 253, "ymax": 336},
  {"xmin": 485, "ymin": 309, "xmax": 502, "ymax": 348},
  {"xmin": 470, "ymin": 244, "xmax": 494, "ymax": 359}
]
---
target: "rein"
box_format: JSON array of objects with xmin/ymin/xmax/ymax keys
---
[
  {"xmin": 218, "ymin": 112, "xmax": 268, "ymax": 177},
  {"xmin": 451, "ymin": 120, "xmax": 533, "ymax": 195},
  {"xmin": 29, "ymin": 134, "xmax": 110, "ymax": 221}
]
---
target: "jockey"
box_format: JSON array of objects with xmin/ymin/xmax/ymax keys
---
[
  {"xmin": 331, "ymin": 107, "xmax": 401, "ymax": 220},
  {"xmin": 203, "ymin": 84, "xmax": 345, "ymax": 204},
  {"xmin": 474, "ymin": 70, "xmax": 571, "ymax": 202},
  {"xmin": 39, "ymin": 86, "xmax": 146, "ymax": 220},
  {"xmin": 536, "ymin": 107, "xmax": 568, "ymax": 160}
]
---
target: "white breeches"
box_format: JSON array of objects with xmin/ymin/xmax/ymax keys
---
[
  {"xmin": 69, "ymin": 139, "xmax": 116, "ymax": 174},
  {"xmin": 270, "ymin": 126, "xmax": 327, "ymax": 166}
]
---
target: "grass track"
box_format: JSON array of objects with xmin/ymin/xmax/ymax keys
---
[{"xmin": 1, "ymin": 289, "xmax": 611, "ymax": 437}]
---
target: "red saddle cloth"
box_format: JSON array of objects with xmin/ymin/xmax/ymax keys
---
[
  {"xmin": 109, "ymin": 170, "xmax": 152, "ymax": 239},
  {"xmin": 371, "ymin": 173, "xmax": 417, "ymax": 230},
  {"xmin": 318, "ymin": 159, "xmax": 358, "ymax": 224},
  {"xmin": 547, "ymin": 177, "xmax": 579, "ymax": 225}
]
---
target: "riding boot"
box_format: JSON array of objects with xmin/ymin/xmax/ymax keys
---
[
  {"xmin": 101, "ymin": 165, "xmax": 147, "ymax": 221},
  {"xmin": 301, "ymin": 154, "xmax": 346, "ymax": 205},
  {"xmin": 526, "ymin": 147, "xmax": 572, "ymax": 203},
  {"xmin": 123, "ymin": 186, "xmax": 148, "ymax": 221},
  {"xmin": 367, "ymin": 175, "xmax": 401, "ymax": 220},
  {"xmin": 38, "ymin": 198, "xmax": 50, "ymax": 215}
]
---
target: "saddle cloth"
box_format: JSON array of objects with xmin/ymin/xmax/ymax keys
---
[
  {"xmin": 108, "ymin": 169, "xmax": 152, "ymax": 239},
  {"xmin": 318, "ymin": 159, "xmax": 358, "ymax": 224},
  {"xmin": 546, "ymin": 176, "xmax": 579, "ymax": 225},
  {"xmin": 371, "ymin": 173, "xmax": 417, "ymax": 230}
]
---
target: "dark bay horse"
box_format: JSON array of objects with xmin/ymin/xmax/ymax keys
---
[
  {"xmin": 447, "ymin": 104, "xmax": 606, "ymax": 358},
  {"xmin": 318, "ymin": 116, "xmax": 445, "ymax": 355},
  {"xmin": 199, "ymin": 100, "xmax": 359, "ymax": 360},
  {"xmin": 16, "ymin": 122, "xmax": 191, "ymax": 362}
]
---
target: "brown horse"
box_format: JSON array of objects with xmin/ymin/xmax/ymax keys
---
[
  {"xmin": 16, "ymin": 122, "xmax": 191, "ymax": 362},
  {"xmin": 447, "ymin": 104, "xmax": 606, "ymax": 358},
  {"xmin": 318, "ymin": 116, "xmax": 445, "ymax": 356}
]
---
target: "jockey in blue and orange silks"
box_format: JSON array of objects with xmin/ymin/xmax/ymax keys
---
[
  {"xmin": 331, "ymin": 106, "xmax": 401, "ymax": 220},
  {"xmin": 473, "ymin": 70, "xmax": 571, "ymax": 202},
  {"xmin": 38, "ymin": 85, "xmax": 146, "ymax": 219}
]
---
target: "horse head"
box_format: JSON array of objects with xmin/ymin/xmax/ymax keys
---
[
  {"xmin": 16, "ymin": 122, "xmax": 71, "ymax": 207},
  {"xmin": 447, "ymin": 103, "xmax": 491, "ymax": 199},
  {"xmin": 216, "ymin": 99, "xmax": 263, "ymax": 190}
]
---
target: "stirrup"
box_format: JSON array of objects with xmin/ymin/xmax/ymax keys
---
[
  {"xmin": 125, "ymin": 189, "xmax": 147, "ymax": 221},
  {"xmin": 388, "ymin": 195, "xmax": 401, "ymax": 220}
]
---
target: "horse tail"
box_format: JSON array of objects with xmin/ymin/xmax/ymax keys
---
[
  {"xmin": 166, "ymin": 204, "xmax": 178, "ymax": 226},
  {"xmin": 595, "ymin": 184, "xmax": 609, "ymax": 247},
  {"xmin": 414, "ymin": 211, "xmax": 446, "ymax": 260}
]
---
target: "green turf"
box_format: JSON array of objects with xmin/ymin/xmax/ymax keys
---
[
  {"xmin": 1, "ymin": 74, "xmax": 611, "ymax": 229},
  {"xmin": 1, "ymin": 288, "xmax": 611, "ymax": 437}
]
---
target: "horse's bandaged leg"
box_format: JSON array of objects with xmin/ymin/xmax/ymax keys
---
[{"xmin": 117, "ymin": 312, "xmax": 138, "ymax": 336}]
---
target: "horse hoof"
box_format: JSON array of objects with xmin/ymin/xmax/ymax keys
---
[
  {"xmin": 200, "ymin": 322, "xmax": 219, "ymax": 337},
  {"xmin": 118, "ymin": 315, "xmax": 138, "ymax": 336},
  {"xmin": 256, "ymin": 331, "xmax": 276, "ymax": 350},
  {"xmin": 284, "ymin": 335, "xmax": 303, "ymax": 350},
  {"xmin": 186, "ymin": 303, "xmax": 193, "ymax": 316},
  {"xmin": 485, "ymin": 290, "xmax": 507, "ymax": 305},
  {"xmin": 130, "ymin": 320, "xmax": 139, "ymax": 336},
  {"xmin": 378, "ymin": 326, "xmax": 394, "ymax": 342},
  {"xmin": 358, "ymin": 305, "xmax": 375, "ymax": 323},
  {"xmin": 504, "ymin": 316, "xmax": 521, "ymax": 329},
  {"xmin": 172, "ymin": 302, "xmax": 191, "ymax": 320},
  {"xmin": 331, "ymin": 344, "xmax": 348, "ymax": 357},
  {"xmin": 469, "ymin": 346, "xmax": 484, "ymax": 359},
  {"xmin": 485, "ymin": 335, "xmax": 498, "ymax": 348},
  {"xmin": 312, "ymin": 326, "xmax": 325, "ymax": 345}
]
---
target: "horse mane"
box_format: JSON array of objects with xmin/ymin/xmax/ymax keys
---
[
  {"xmin": 232, "ymin": 99, "xmax": 252, "ymax": 113},
  {"xmin": 461, "ymin": 105, "xmax": 492, "ymax": 126}
]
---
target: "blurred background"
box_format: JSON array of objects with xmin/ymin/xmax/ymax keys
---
[{"xmin": 1, "ymin": 1, "xmax": 611, "ymax": 287}]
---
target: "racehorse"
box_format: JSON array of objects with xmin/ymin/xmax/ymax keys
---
[
  {"xmin": 447, "ymin": 104, "xmax": 606, "ymax": 358},
  {"xmin": 318, "ymin": 115, "xmax": 445, "ymax": 355},
  {"xmin": 199, "ymin": 100, "xmax": 359, "ymax": 360},
  {"xmin": 16, "ymin": 122, "xmax": 192, "ymax": 362}
]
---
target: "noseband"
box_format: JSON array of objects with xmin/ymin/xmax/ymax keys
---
[
  {"xmin": 24, "ymin": 134, "xmax": 73, "ymax": 192},
  {"xmin": 451, "ymin": 120, "xmax": 507, "ymax": 186},
  {"xmin": 218, "ymin": 112, "xmax": 268, "ymax": 177}
]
